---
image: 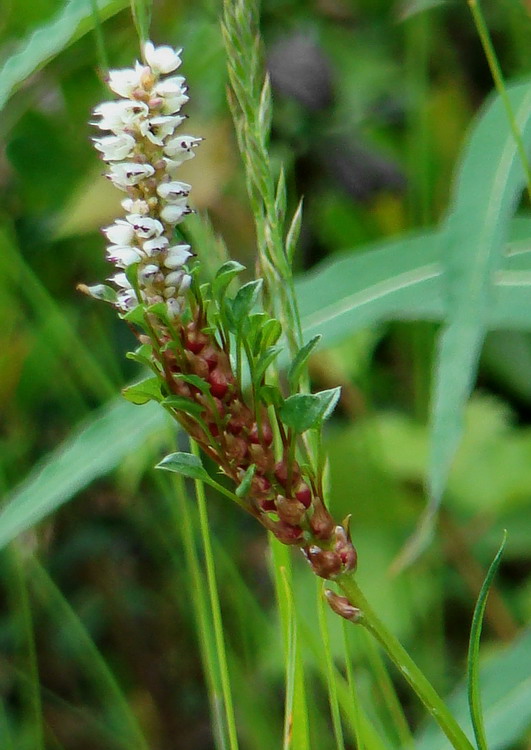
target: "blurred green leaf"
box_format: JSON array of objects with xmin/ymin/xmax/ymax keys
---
[
  {"xmin": 416, "ymin": 629, "xmax": 531, "ymax": 750},
  {"xmin": 415, "ymin": 81, "xmax": 531, "ymax": 567},
  {"xmin": 0, "ymin": 399, "xmax": 167, "ymax": 551},
  {"xmin": 288, "ymin": 334, "xmax": 321, "ymax": 392},
  {"xmin": 235, "ymin": 464, "xmax": 255, "ymax": 498},
  {"xmin": 0, "ymin": 0, "xmax": 129, "ymax": 112}
]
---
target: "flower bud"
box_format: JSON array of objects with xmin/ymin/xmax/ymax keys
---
[
  {"xmin": 304, "ymin": 546, "xmax": 342, "ymax": 579},
  {"xmin": 208, "ymin": 368, "xmax": 228, "ymax": 398},
  {"xmin": 275, "ymin": 496, "xmax": 307, "ymax": 525},
  {"xmin": 294, "ymin": 482, "xmax": 312, "ymax": 508},
  {"xmin": 324, "ymin": 590, "xmax": 361, "ymax": 622}
]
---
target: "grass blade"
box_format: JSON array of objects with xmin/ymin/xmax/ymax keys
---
[
  {"xmin": 397, "ymin": 80, "xmax": 531, "ymax": 569},
  {"xmin": 0, "ymin": 398, "xmax": 166, "ymax": 551},
  {"xmin": 0, "ymin": 0, "xmax": 129, "ymax": 112},
  {"xmin": 316, "ymin": 581, "xmax": 346, "ymax": 750},
  {"xmin": 467, "ymin": 532, "xmax": 508, "ymax": 750}
]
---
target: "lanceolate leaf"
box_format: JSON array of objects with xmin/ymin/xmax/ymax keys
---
[
  {"xmin": 0, "ymin": 399, "xmax": 167, "ymax": 551},
  {"xmin": 416, "ymin": 81, "xmax": 531, "ymax": 567},
  {"xmin": 280, "ymin": 388, "xmax": 341, "ymax": 433},
  {"xmin": 156, "ymin": 452, "xmax": 211, "ymax": 482},
  {"xmin": 122, "ymin": 376, "xmax": 163, "ymax": 405},
  {"xmin": 0, "ymin": 0, "xmax": 129, "ymax": 113},
  {"xmin": 416, "ymin": 628, "xmax": 531, "ymax": 750}
]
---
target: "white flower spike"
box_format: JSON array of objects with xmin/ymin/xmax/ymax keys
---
[{"xmin": 88, "ymin": 40, "xmax": 200, "ymax": 316}]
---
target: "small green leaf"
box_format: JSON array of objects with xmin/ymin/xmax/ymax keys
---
[
  {"xmin": 258, "ymin": 384, "xmax": 283, "ymax": 408},
  {"xmin": 126, "ymin": 344, "xmax": 153, "ymax": 368},
  {"xmin": 175, "ymin": 373, "xmax": 211, "ymax": 394},
  {"xmin": 254, "ymin": 346, "xmax": 282, "ymax": 384},
  {"xmin": 245, "ymin": 312, "xmax": 268, "ymax": 352},
  {"xmin": 122, "ymin": 304, "xmax": 146, "ymax": 326},
  {"xmin": 229, "ymin": 279, "xmax": 263, "ymax": 328},
  {"xmin": 236, "ymin": 464, "xmax": 256, "ymax": 498},
  {"xmin": 288, "ymin": 335, "xmax": 322, "ymax": 391},
  {"xmin": 212, "ymin": 260, "xmax": 246, "ymax": 299},
  {"xmin": 467, "ymin": 531, "xmax": 508, "ymax": 750},
  {"xmin": 279, "ymin": 387, "xmax": 341, "ymax": 433},
  {"xmin": 122, "ymin": 377, "xmax": 163, "ymax": 405},
  {"xmin": 162, "ymin": 396, "xmax": 205, "ymax": 418},
  {"xmin": 260, "ymin": 317, "xmax": 283, "ymax": 348},
  {"xmin": 156, "ymin": 452, "xmax": 211, "ymax": 482},
  {"xmin": 286, "ymin": 198, "xmax": 303, "ymax": 263}
]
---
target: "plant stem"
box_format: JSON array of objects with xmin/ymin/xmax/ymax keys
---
[
  {"xmin": 192, "ymin": 442, "xmax": 240, "ymax": 750},
  {"xmin": 337, "ymin": 573, "xmax": 475, "ymax": 750},
  {"xmin": 467, "ymin": 0, "xmax": 531, "ymax": 203}
]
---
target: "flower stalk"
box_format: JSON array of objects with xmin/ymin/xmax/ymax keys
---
[{"xmin": 83, "ymin": 37, "xmax": 476, "ymax": 750}]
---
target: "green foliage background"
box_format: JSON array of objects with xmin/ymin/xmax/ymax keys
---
[{"xmin": 0, "ymin": 0, "xmax": 530, "ymax": 748}]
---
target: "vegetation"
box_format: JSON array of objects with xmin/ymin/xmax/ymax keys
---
[{"xmin": 0, "ymin": 1, "xmax": 530, "ymax": 749}]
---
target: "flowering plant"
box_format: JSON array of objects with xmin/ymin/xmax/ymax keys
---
[{"xmin": 82, "ymin": 40, "xmax": 357, "ymax": 583}]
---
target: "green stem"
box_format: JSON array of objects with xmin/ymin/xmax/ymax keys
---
[
  {"xmin": 337, "ymin": 573, "xmax": 475, "ymax": 750},
  {"xmin": 467, "ymin": 0, "xmax": 531, "ymax": 203},
  {"xmin": 192, "ymin": 442, "xmax": 240, "ymax": 750},
  {"xmin": 317, "ymin": 582, "xmax": 346, "ymax": 750}
]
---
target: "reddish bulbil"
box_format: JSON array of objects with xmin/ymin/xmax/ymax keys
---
[
  {"xmin": 208, "ymin": 368, "xmax": 228, "ymax": 398},
  {"xmin": 274, "ymin": 522, "xmax": 304, "ymax": 545},
  {"xmin": 294, "ymin": 482, "xmax": 312, "ymax": 508},
  {"xmin": 274, "ymin": 458, "xmax": 301, "ymax": 488},
  {"xmin": 275, "ymin": 496, "xmax": 307, "ymax": 526},
  {"xmin": 200, "ymin": 345, "xmax": 219, "ymax": 371},
  {"xmin": 185, "ymin": 325, "xmax": 209, "ymax": 354},
  {"xmin": 248, "ymin": 421, "xmax": 273, "ymax": 445}
]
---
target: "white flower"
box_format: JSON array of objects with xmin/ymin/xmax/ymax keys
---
[
  {"xmin": 116, "ymin": 288, "xmax": 138, "ymax": 311},
  {"xmin": 140, "ymin": 114, "xmax": 186, "ymax": 145},
  {"xmin": 106, "ymin": 245, "xmax": 141, "ymax": 268},
  {"xmin": 164, "ymin": 244, "xmax": 193, "ymax": 268},
  {"xmin": 110, "ymin": 272, "xmax": 133, "ymax": 288},
  {"xmin": 121, "ymin": 198, "xmax": 150, "ymax": 214},
  {"xmin": 154, "ymin": 77, "xmax": 189, "ymax": 114},
  {"xmin": 93, "ymin": 133, "xmax": 136, "ymax": 161},
  {"xmin": 93, "ymin": 100, "xmax": 148, "ymax": 133},
  {"xmin": 139, "ymin": 264, "xmax": 161, "ymax": 284},
  {"xmin": 107, "ymin": 65, "xmax": 143, "ymax": 97},
  {"xmin": 108, "ymin": 162, "xmax": 155, "ymax": 189},
  {"xmin": 143, "ymin": 237, "xmax": 169, "ymax": 256},
  {"xmin": 126, "ymin": 214, "xmax": 163, "ymax": 238},
  {"xmin": 166, "ymin": 297, "xmax": 184, "ymax": 318},
  {"xmin": 163, "ymin": 136, "xmax": 202, "ymax": 167},
  {"xmin": 157, "ymin": 181, "xmax": 191, "ymax": 201},
  {"xmin": 144, "ymin": 41, "xmax": 182, "ymax": 75},
  {"xmin": 160, "ymin": 203, "xmax": 192, "ymax": 224},
  {"xmin": 103, "ymin": 219, "xmax": 136, "ymax": 246}
]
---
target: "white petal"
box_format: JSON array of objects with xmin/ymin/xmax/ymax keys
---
[
  {"xmin": 107, "ymin": 162, "xmax": 155, "ymax": 189},
  {"xmin": 144, "ymin": 41, "xmax": 182, "ymax": 74},
  {"xmin": 121, "ymin": 198, "xmax": 150, "ymax": 215},
  {"xmin": 93, "ymin": 133, "xmax": 136, "ymax": 161},
  {"xmin": 110, "ymin": 272, "xmax": 132, "ymax": 289},
  {"xmin": 143, "ymin": 237, "xmax": 169, "ymax": 256},
  {"xmin": 116, "ymin": 289, "xmax": 139, "ymax": 311},
  {"xmin": 126, "ymin": 214, "xmax": 163, "ymax": 238},
  {"xmin": 139, "ymin": 264, "xmax": 161, "ymax": 284},
  {"xmin": 154, "ymin": 77, "xmax": 189, "ymax": 114},
  {"xmin": 140, "ymin": 114, "xmax": 186, "ymax": 145},
  {"xmin": 157, "ymin": 180, "xmax": 191, "ymax": 201},
  {"xmin": 163, "ymin": 244, "xmax": 193, "ymax": 268},
  {"xmin": 103, "ymin": 220, "xmax": 136, "ymax": 245},
  {"xmin": 107, "ymin": 67, "xmax": 142, "ymax": 97},
  {"xmin": 106, "ymin": 246, "xmax": 141, "ymax": 268},
  {"xmin": 160, "ymin": 204, "xmax": 191, "ymax": 224},
  {"xmin": 166, "ymin": 297, "xmax": 184, "ymax": 318}
]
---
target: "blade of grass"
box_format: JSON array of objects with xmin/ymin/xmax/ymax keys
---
[
  {"xmin": 0, "ymin": 0, "xmax": 129, "ymax": 113},
  {"xmin": 467, "ymin": 0, "xmax": 531, "ymax": 200},
  {"xmin": 4, "ymin": 545, "xmax": 44, "ymax": 750},
  {"xmin": 398, "ymin": 80, "xmax": 531, "ymax": 570},
  {"xmin": 154, "ymin": 470, "xmax": 229, "ymax": 750},
  {"xmin": 89, "ymin": 0, "xmax": 109, "ymax": 72},
  {"xmin": 191, "ymin": 440, "xmax": 240, "ymax": 750},
  {"xmin": 467, "ymin": 532, "xmax": 508, "ymax": 750},
  {"xmin": 28, "ymin": 557, "xmax": 150, "ymax": 750},
  {"xmin": 362, "ymin": 629, "xmax": 415, "ymax": 749},
  {"xmin": 269, "ymin": 538, "xmax": 310, "ymax": 750},
  {"xmin": 316, "ymin": 581, "xmax": 346, "ymax": 750},
  {"xmin": 340, "ymin": 620, "xmax": 363, "ymax": 750}
]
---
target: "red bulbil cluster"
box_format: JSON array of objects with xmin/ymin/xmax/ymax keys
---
[{"xmin": 152, "ymin": 311, "xmax": 356, "ymax": 580}]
